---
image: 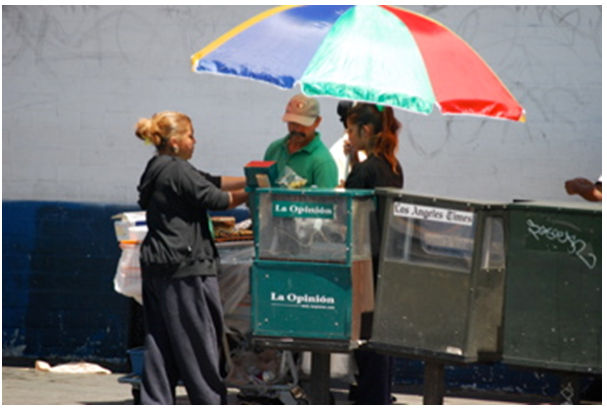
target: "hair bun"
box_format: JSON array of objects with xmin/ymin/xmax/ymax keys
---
[
  {"xmin": 134, "ymin": 111, "xmax": 191, "ymax": 151},
  {"xmin": 135, "ymin": 117, "xmax": 159, "ymax": 145}
]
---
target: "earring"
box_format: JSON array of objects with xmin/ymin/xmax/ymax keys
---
[{"xmin": 172, "ymin": 145, "xmax": 180, "ymax": 154}]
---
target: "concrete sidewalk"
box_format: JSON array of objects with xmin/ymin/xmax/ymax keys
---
[{"xmin": 1, "ymin": 365, "xmax": 531, "ymax": 405}]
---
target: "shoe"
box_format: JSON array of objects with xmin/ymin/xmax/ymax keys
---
[{"xmin": 348, "ymin": 384, "xmax": 358, "ymax": 401}]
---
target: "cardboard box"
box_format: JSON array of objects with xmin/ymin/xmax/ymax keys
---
[{"xmin": 244, "ymin": 161, "xmax": 278, "ymax": 188}]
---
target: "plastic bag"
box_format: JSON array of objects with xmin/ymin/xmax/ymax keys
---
[
  {"xmin": 277, "ymin": 166, "xmax": 307, "ymax": 189},
  {"xmin": 35, "ymin": 360, "xmax": 112, "ymax": 375},
  {"xmin": 113, "ymin": 242, "xmax": 142, "ymax": 304}
]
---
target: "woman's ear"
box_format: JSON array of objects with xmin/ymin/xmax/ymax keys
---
[
  {"xmin": 167, "ymin": 136, "xmax": 179, "ymax": 152},
  {"xmin": 361, "ymin": 123, "xmax": 374, "ymax": 138}
]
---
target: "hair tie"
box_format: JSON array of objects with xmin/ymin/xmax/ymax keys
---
[{"xmin": 376, "ymin": 104, "xmax": 384, "ymax": 112}]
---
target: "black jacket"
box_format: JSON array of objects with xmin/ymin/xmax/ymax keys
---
[
  {"xmin": 137, "ymin": 155, "xmax": 230, "ymax": 278},
  {"xmin": 345, "ymin": 154, "xmax": 403, "ymax": 283},
  {"xmin": 345, "ymin": 154, "xmax": 403, "ymax": 190}
]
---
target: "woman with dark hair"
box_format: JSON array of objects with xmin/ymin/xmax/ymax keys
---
[
  {"xmin": 344, "ymin": 103, "xmax": 403, "ymax": 405},
  {"xmin": 344, "ymin": 103, "xmax": 403, "ymax": 190}
]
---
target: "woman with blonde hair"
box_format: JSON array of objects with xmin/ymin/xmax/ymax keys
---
[{"xmin": 135, "ymin": 111, "xmax": 247, "ymax": 404}]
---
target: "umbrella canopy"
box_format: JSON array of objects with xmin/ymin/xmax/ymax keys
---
[{"xmin": 192, "ymin": 5, "xmax": 525, "ymax": 122}]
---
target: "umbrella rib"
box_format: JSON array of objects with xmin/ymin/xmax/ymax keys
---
[{"xmin": 191, "ymin": 5, "xmax": 300, "ymax": 71}]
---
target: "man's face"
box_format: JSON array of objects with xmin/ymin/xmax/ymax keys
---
[{"xmin": 287, "ymin": 117, "xmax": 320, "ymax": 146}]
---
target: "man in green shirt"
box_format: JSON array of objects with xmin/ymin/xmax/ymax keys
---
[{"xmin": 264, "ymin": 94, "xmax": 338, "ymax": 188}]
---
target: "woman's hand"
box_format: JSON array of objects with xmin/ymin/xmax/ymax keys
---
[
  {"xmin": 221, "ymin": 176, "xmax": 247, "ymax": 191},
  {"xmin": 228, "ymin": 190, "xmax": 249, "ymax": 208},
  {"xmin": 343, "ymin": 139, "xmax": 360, "ymax": 166}
]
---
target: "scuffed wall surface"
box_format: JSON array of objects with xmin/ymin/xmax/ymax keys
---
[
  {"xmin": 2, "ymin": 6, "xmax": 601, "ymax": 395},
  {"xmin": 2, "ymin": 5, "xmax": 602, "ymax": 203},
  {"xmin": 2, "ymin": 201, "xmax": 135, "ymax": 367}
]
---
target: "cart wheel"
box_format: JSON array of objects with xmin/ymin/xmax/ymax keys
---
[{"xmin": 132, "ymin": 388, "xmax": 141, "ymax": 405}]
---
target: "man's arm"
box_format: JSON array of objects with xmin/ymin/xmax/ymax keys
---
[{"xmin": 565, "ymin": 177, "xmax": 602, "ymax": 201}]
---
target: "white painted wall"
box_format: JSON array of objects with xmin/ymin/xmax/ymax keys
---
[{"xmin": 2, "ymin": 5, "xmax": 602, "ymax": 204}]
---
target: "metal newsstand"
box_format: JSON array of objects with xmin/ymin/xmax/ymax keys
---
[
  {"xmin": 501, "ymin": 200, "xmax": 601, "ymax": 403},
  {"xmin": 369, "ymin": 188, "xmax": 508, "ymax": 403},
  {"xmin": 250, "ymin": 187, "xmax": 376, "ymax": 403}
]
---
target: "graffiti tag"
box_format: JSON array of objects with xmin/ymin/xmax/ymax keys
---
[{"xmin": 526, "ymin": 219, "xmax": 597, "ymax": 270}]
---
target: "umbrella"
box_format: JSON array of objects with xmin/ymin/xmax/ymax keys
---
[{"xmin": 191, "ymin": 5, "xmax": 525, "ymax": 122}]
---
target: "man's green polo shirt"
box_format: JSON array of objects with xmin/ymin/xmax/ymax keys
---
[{"xmin": 264, "ymin": 132, "xmax": 338, "ymax": 188}]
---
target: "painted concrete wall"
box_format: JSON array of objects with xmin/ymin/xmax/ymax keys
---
[
  {"xmin": 3, "ymin": 5, "xmax": 602, "ymax": 204},
  {"xmin": 1, "ymin": 7, "xmax": 601, "ymax": 393},
  {"xmin": 2, "ymin": 201, "xmax": 135, "ymax": 367}
]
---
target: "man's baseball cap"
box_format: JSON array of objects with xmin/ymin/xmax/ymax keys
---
[{"xmin": 282, "ymin": 94, "xmax": 320, "ymax": 126}]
